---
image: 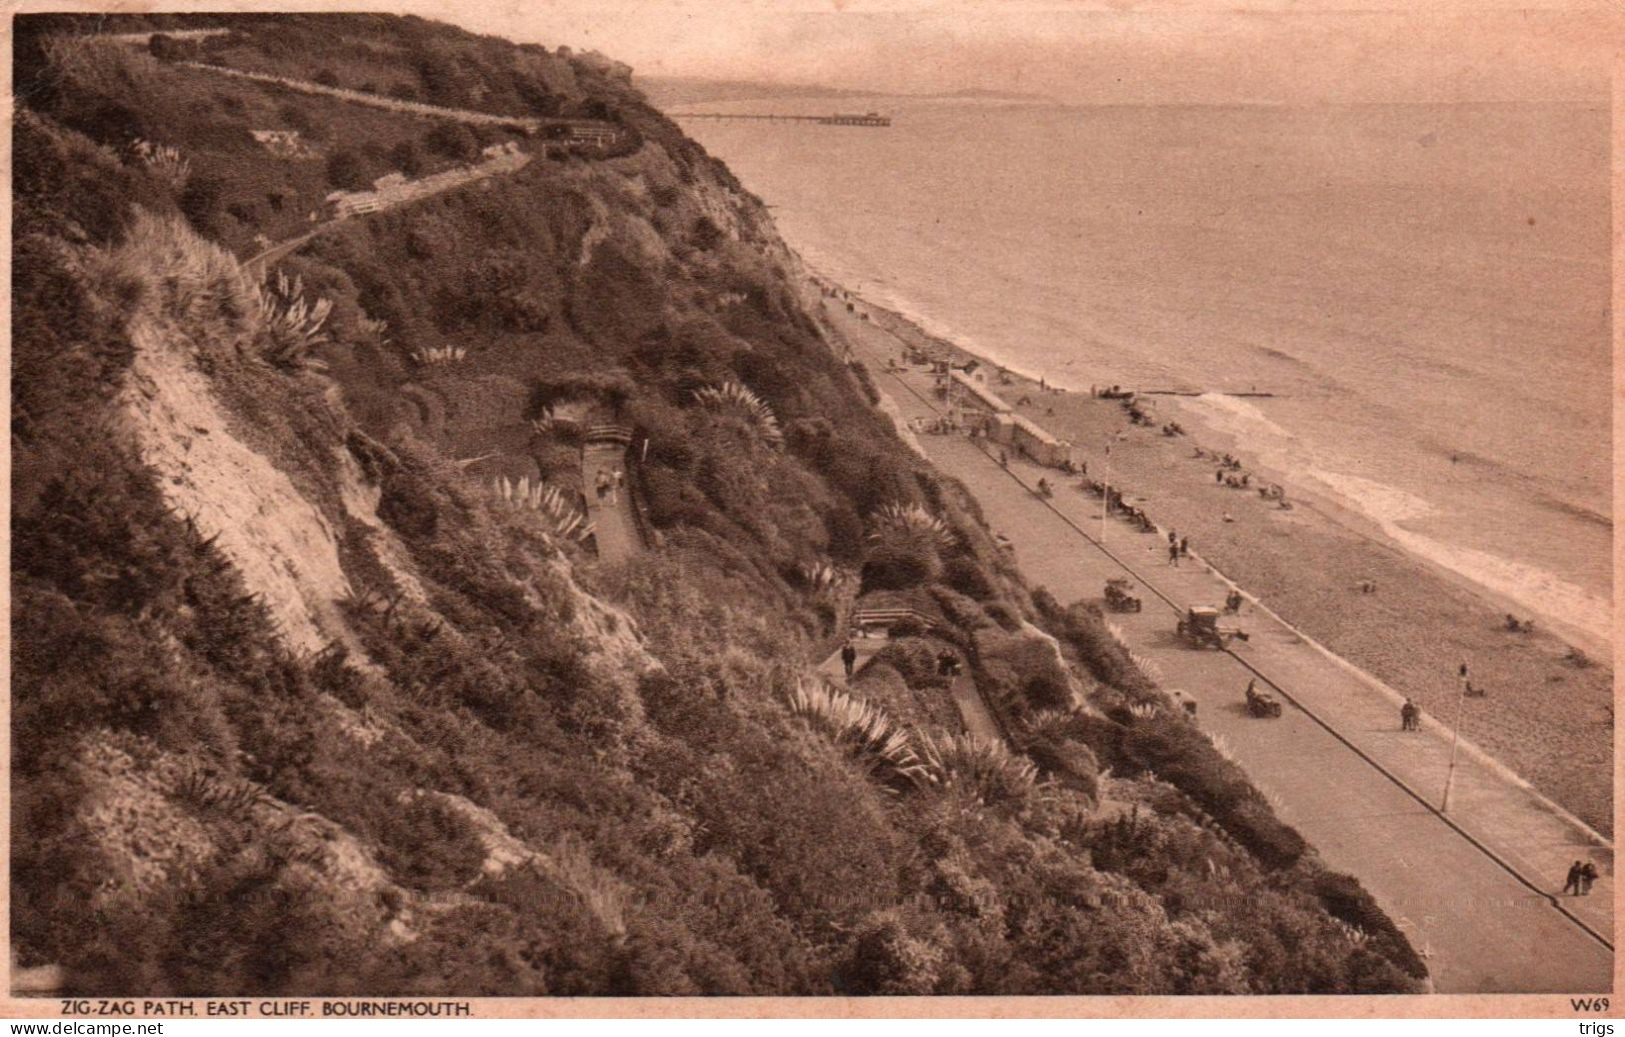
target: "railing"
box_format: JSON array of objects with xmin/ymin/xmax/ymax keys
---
[
  {"xmin": 585, "ymin": 424, "xmax": 634, "ymax": 446},
  {"xmin": 850, "ymin": 607, "xmax": 938, "ymax": 634}
]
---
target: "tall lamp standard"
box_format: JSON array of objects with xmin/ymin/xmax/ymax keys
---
[{"xmin": 1442, "ymin": 661, "xmax": 1469, "ymax": 813}]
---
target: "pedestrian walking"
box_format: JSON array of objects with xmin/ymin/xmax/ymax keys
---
[
  {"xmin": 840, "ymin": 641, "xmax": 857, "ymax": 680},
  {"xmin": 1179, "ymin": 536, "xmax": 1190, "ymax": 558},
  {"xmin": 1216, "ymin": 469, "xmax": 1225, "ymax": 484},
  {"xmin": 594, "ymin": 470, "xmax": 611, "ymax": 500},
  {"xmin": 1400, "ymin": 699, "xmax": 1418, "ymax": 731},
  {"xmin": 611, "ymin": 467, "xmax": 625, "ymax": 504},
  {"xmin": 1581, "ymin": 861, "xmax": 1599, "ymax": 895},
  {"xmin": 1168, "ymin": 542, "xmax": 1180, "ymax": 567},
  {"xmin": 1168, "ymin": 529, "xmax": 1178, "ymax": 547},
  {"xmin": 1563, "ymin": 860, "xmax": 1585, "ymax": 896}
]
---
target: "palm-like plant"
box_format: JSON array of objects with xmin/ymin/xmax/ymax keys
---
[
  {"xmin": 799, "ymin": 560, "xmax": 843, "ymax": 595},
  {"xmin": 131, "ymin": 138, "xmax": 191, "ymax": 190},
  {"xmin": 357, "ymin": 316, "xmax": 391, "ymax": 344},
  {"xmin": 918, "ymin": 732, "xmax": 1043, "ymax": 808},
  {"xmin": 411, "ymin": 345, "xmax": 468, "ymax": 366},
  {"xmin": 490, "ymin": 474, "xmax": 593, "ymax": 543},
  {"xmin": 786, "ymin": 677, "xmax": 931, "ymax": 792},
  {"xmin": 869, "ymin": 502, "xmax": 955, "ymax": 553},
  {"xmin": 693, "ymin": 381, "xmax": 783, "ymax": 449},
  {"xmin": 256, "ymin": 270, "xmax": 333, "ymax": 371}
]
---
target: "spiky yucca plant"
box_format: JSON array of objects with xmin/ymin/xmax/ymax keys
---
[
  {"xmin": 918, "ymin": 732, "xmax": 1043, "ymax": 809},
  {"xmin": 693, "ymin": 381, "xmax": 784, "ymax": 449},
  {"xmin": 411, "ymin": 345, "xmax": 468, "ymax": 366},
  {"xmin": 869, "ymin": 502, "xmax": 955, "ymax": 553},
  {"xmin": 491, "ymin": 474, "xmax": 594, "ymax": 543},
  {"xmin": 256, "ymin": 270, "xmax": 333, "ymax": 371},
  {"xmin": 786, "ymin": 677, "xmax": 930, "ymax": 792},
  {"xmin": 799, "ymin": 560, "xmax": 843, "ymax": 595},
  {"xmin": 357, "ymin": 316, "xmax": 391, "ymax": 343},
  {"xmin": 130, "ymin": 138, "xmax": 191, "ymax": 190}
]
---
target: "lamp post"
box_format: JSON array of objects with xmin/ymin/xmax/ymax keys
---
[
  {"xmin": 1442, "ymin": 662, "xmax": 1468, "ymax": 813},
  {"xmin": 1100, "ymin": 434, "xmax": 1113, "ymax": 546}
]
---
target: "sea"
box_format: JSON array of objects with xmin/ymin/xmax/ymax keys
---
[{"xmin": 673, "ymin": 96, "xmax": 1613, "ymax": 657}]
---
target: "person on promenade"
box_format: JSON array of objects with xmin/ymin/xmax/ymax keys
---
[
  {"xmin": 1168, "ymin": 529, "xmax": 1178, "ymax": 548},
  {"xmin": 841, "ymin": 641, "xmax": 858, "ymax": 680},
  {"xmin": 1216, "ymin": 470, "xmax": 1225, "ymax": 484},
  {"xmin": 1400, "ymin": 700, "xmax": 1418, "ymax": 731},
  {"xmin": 1179, "ymin": 536, "xmax": 1190, "ymax": 558},
  {"xmin": 611, "ymin": 467, "xmax": 625, "ymax": 504},
  {"xmin": 998, "ymin": 450, "xmax": 1009, "ymax": 467},
  {"xmin": 1168, "ymin": 542, "xmax": 1180, "ymax": 567},
  {"xmin": 1580, "ymin": 861, "xmax": 1599, "ymax": 895},
  {"xmin": 1563, "ymin": 861, "xmax": 1585, "ymax": 896},
  {"xmin": 594, "ymin": 470, "xmax": 611, "ymax": 500}
]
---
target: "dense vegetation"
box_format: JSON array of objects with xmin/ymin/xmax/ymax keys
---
[{"xmin": 12, "ymin": 13, "xmax": 1423, "ymax": 995}]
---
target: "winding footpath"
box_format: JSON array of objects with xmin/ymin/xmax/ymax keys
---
[
  {"xmin": 829, "ymin": 302, "xmax": 1613, "ymax": 994},
  {"xmin": 580, "ymin": 427, "xmax": 643, "ymax": 564}
]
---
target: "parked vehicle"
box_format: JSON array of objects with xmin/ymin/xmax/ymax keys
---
[
  {"xmin": 1104, "ymin": 577, "xmax": 1142, "ymax": 613},
  {"xmin": 1176, "ymin": 605, "xmax": 1248, "ymax": 649}
]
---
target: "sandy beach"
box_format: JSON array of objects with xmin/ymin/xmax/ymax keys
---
[{"xmin": 816, "ymin": 279, "xmax": 1613, "ymax": 837}]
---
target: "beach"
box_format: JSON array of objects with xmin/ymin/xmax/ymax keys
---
[
  {"xmin": 679, "ymin": 98, "xmax": 1612, "ymax": 663},
  {"xmin": 814, "ymin": 279, "xmax": 1613, "ymax": 837}
]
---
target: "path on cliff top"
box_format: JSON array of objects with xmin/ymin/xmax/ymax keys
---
[{"xmin": 830, "ymin": 302, "xmax": 1612, "ymax": 994}]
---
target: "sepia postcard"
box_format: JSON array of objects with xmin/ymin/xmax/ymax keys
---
[{"xmin": 3, "ymin": 0, "xmax": 1618, "ymax": 1019}]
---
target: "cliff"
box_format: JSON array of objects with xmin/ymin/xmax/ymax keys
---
[{"xmin": 12, "ymin": 13, "xmax": 1423, "ymax": 995}]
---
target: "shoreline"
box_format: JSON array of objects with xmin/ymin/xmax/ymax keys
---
[
  {"xmin": 808, "ymin": 269, "xmax": 1613, "ymax": 837},
  {"xmin": 828, "ymin": 274, "xmax": 1613, "ymax": 664}
]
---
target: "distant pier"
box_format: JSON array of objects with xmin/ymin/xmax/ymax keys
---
[{"xmin": 675, "ymin": 111, "xmax": 892, "ymax": 127}]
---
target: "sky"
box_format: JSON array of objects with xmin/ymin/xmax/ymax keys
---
[{"xmin": 406, "ymin": 0, "xmax": 1618, "ymax": 105}]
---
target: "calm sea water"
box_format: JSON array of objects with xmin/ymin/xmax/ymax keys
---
[{"xmin": 676, "ymin": 97, "xmax": 1613, "ymax": 650}]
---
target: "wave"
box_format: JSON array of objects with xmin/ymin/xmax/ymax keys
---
[{"xmin": 1174, "ymin": 393, "xmax": 1611, "ymax": 647}]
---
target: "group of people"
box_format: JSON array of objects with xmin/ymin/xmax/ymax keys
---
[
  {"xmin": 1166, "ymin": 529, "xmax": 1191, "ymax": 567},
  {"xmin": 1504, "ymin": 613, "xmax": 1536, "ymax": 634},
  {"xmin": 1562, "ymin": 860, "xmax": 1600, "ymax": 896},
  {"xmin": 593, "ymin": 466, "xmax": 625, "ymax": 503},
  {"xmin": 1399, "ymin": 698, "xmax": 1422, "ymax": 731}
]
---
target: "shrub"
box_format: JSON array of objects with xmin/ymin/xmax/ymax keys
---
[
  {"xmin": 389, "ymin": 139, "xmax": 425, "ymax": 176},
  {"xmin": 835, "ymin": 911, "xmax": 945, "ymax": 995},
  {"xmin": 872, "ymin": 637, "xmax": 946, "ymax": 689},
  {"xmin": 377, "ymin": 796, "xmax": 488, "ymax": 892},
  {"xmin": 860, "ymin": 539, "xmax": 938, "ymax": 592},
  {"xmin": 326, "ymin": 148, "xmax": 376, "ymax": 191},
  {"xmin": 426, "ymin": 120, "xmax": 480, "ymax": 161},
  {"xmin": 1023, "ymin": 733, "xmax": 1099, "ymax": 801},
  {"xmin": 943, "ymin": 555, "xmax": 995, "ymax": 599}
]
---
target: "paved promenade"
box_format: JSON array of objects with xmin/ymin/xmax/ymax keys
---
[{"xmin": 832, "ymin": 305, "xmax": 1613, "ymax": 994}]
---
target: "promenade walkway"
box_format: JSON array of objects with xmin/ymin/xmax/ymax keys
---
[{"xmin": 831, "ymin": 303, "xmax": 1612, "ymax": 994}]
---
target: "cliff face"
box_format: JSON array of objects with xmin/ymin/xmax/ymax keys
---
[{"xmin": 13, "ymin": 14, "xmax": 1423, "ymax": 996}]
